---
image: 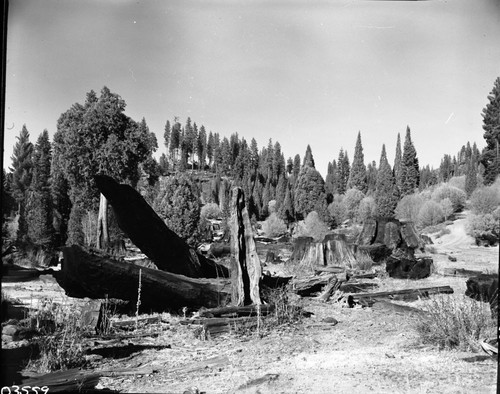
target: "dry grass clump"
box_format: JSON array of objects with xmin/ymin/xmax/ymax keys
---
[
  {"xmin": 415, "ymin": 294, "xmax": 496, "ymax": 351},
  {"xmin": 27, "ymin": 299, "xmax": 89, "ymax": 373},
  {"xmin": 354, "ymin": 250, "xmax": 373, "ymax": 271}
]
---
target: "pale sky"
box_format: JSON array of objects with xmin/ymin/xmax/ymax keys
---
[{"xmin": 4, "ymin": 0, "xmax": 500, "ymax": 177}]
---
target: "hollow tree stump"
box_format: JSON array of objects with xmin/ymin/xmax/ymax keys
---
[{"xmin": 230, "ymin": 187, "xmax": 262, "ymax": 306}]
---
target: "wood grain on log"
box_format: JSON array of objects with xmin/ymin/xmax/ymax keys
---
[
  {"xmin": 230, "ymin": 187, "xmax": 262, "ymax": 306},
  {"xmin": 347, "ymin": 285, "xmax": 454, "ymax": 306},
  {"xmin": 94, "ymin": 175, "xmax": 228, "ymax": 278},
  {"xmin": 56, "ymin": 245, "xmax": 231, "ymax": 311}
]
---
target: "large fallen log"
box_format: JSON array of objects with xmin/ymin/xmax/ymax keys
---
[
  {"xmin": 94, "ymin": 175, "xmax": 228, "ymax": 279},
  {"xmin": 385, "ymin": 255, "xmax": 433, "ymax": 279},
  {"xmin": 55, "ymin": 245, "xmax": 231, "ymax": 311}
]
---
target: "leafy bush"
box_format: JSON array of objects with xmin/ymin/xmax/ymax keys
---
[
  {"xmin": 268, "ymin": 200, "xmax": 277, "ymax": 214},
  {"xmin": 439, "ymin": 198, "xmax": 454, "ymax": 220},
  {"xmin": 293, "ymin": 211, "xmax": 329, "ymax": 241},
  {"xmin": 466, "ymin": 209, "xmax": 500, "ymax": 239},
  {"xmin": 357, "ymin": 196, "xmax": 377, "ymax": 223},
  {"xmin": 447, "ymin": 175, "xmax": 466, "ymax": 191},
  {"xmin": 431, "ymin": 184, "xmax": 466, "ymax": 212},
  {"xmin": 342, "ymin": 189, "xmax": 365, "ymax": 221},
  {"xmin": 395, "ymin": 194, "xmax": 425, "ymax": 222},
  {"xmin": 469, "ymin": 185, "xmax": 500, "ymax": 215},
  {"xmin": 417, "ymin": 200, "xmax": 444, "ymax": 228},
  {"xmin": 200, "ymin": 202, "xmax": 221, "ymax": 220},
  {"xmin": 415, "ymin": 295, "xmax": 496, "ymax": 351},
  {"xmin": 327, "ymin": 194, "xmax": 345, "ymax": 226},
  {"xmin": 262, "ymin": 213, "xmax": 287, "ymax": 238}
]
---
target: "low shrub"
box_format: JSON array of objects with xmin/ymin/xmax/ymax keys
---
[
  {"xmin": 327, "ymin": 195, "xmax": 345, "ymax": 226},
  {"xmin": 342, "ymin": 189, "xmax": 365, "ymax": 221},
  {"xmin": 469, "ymin": 185, "xmax": 500, "ymax": 215},
  {"xmin": 395, "ymin": 194, "xmax": 425, "ymax": 222},
  {"xmin": 439, "ymin": 198, "xmax": 454, "ymax": 221},
  {"xmin": 415, "ymin": 295, "xmax": 496, "ymax": 351},
  {"xmin": 200, "ymin": 202, "xmax": 221, "ymax": 220},
  {"xmin": 293, "ymin": 211, "xmax": 329, "ymax": 241},
  {"xmin": 357, "ymin": 196, "xmax": 377, "ymax": 223},
  {"xmin": 447, "ymin": 175, "xmax": 466, "ymax": 191},
  {"xmin": 417, "ymin": 200, "xmax": 444, "ymax": 228},
  {"xmin": 262, "ymin": 213, "xmax": 287, "ymax": 238},
  {"xmin": 466, "ymin": 209, "xmax": 500, "ymax": 239},
  {"xmin": 432, "ymin": 184, "xmax": 466, "ymax": 212}
]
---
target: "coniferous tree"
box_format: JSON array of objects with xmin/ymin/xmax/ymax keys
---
[
  {"xmin": 169, "ymin": 120, "xmax": 181, "ymax": 163},
  {"xmin": 400, "ymin": 126, "xmax": 420, "ymax": 196},
  {"xmin": 336, "ymin": 149, "xmax": 350, "ymax": 194},
  {"xmin": 393, "ymin": 132, "xmax": 402, "ymax": 191},
  {"xmin": 275, "ymin": 175, "xmax": 287, "ymax": 213},
  {"xmin": 480, "ymin": 77, "xmax": 500, "ymax": 184},
  {"xmin": 347, "ymin": 131, "xmax": 367, "ymax": 193},
  {"xmin": 26, "ymin": 130, "xmax": 53, "ymax": 245},
  {"xmin": 465, "ymin": 149, "xmax": 478, "ymax": 197},
  {"xmin": 303, "ymin": 144, "xmax": 315, "ymax": 168},
  {"xmin": 286, "ymin": 157, "xmax": 293, "ymax": 175},
  {"xmin": 294, "ymin": 165, "xmax": 328, "ymax": 221},
  {"xmin": 9, "ymin": 125, "xmax": 34, "ymax": 242},
  {"xmin": 292, "ymin": 154, "xmax": 301, "ymax": 183},
  {"xmin": 197, "ymin": 125, "xmax": 207, "ymax": 169},
  {"xmin": 375, "ymin": 145, "xmax": 399, "ymax": 218},
  {"xmin": 207, "ymin": 131, "xmax": 215, "ymax": 167},
  {"xmin": 325, "ymin": 162, "xmax": 335, "ymax": 197},
  {"xmin": 279, "ymin": 182, "xmax": 294, "ymax": 222},
  {"xmin": 164, "ymin": 120, "xmax": 171, "ymax": 151},
  {"xmin": 439, "ymin": 154, "xmax": 453, "ymax": 182},
  {"xmin": 366, "ymin": 160, "xmax": 378, "ymax": 195}
]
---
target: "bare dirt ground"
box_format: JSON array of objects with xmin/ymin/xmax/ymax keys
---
[{"xmin": 3, "ymin": 213, "xmax": 498, "ymax": 394}]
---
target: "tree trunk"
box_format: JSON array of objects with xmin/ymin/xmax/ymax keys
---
[
  {"xmin": 96, "ymin": 193, "xmax": 109, "ymax": 250},
  {"xmin": 55, "ymin": 245, "xmax": 231, "ymax": 312},
  {"xmin": 94, "ymin": 175, "xmax": 228, "ymax": 279},
  {"xmin": 230, "ymin": 187, "xmax": 262, "ymax": 306},
  {"xmin": 291, "ymin": 234, "xmax": 356, "ymax": 268}
]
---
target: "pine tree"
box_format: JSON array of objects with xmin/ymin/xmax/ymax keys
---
[
  {"xmin": 197, "ymin": 125, "xmax": 207, "ymax": 169},
  {"xmin": 439, "ymin": 154, "xmax": 453, "ymax": 182},
  {"xmin": 325, "ymin": 162, "xmax": 335, "ymax": 196},
  {"xmin": 26, "ymin": 130, "xmax": 53, "ymax": 245},
  {"xmin": 279, "ymin": 182, "xmax": 294, "ymax": 222},
  {"xmin": 375, "ymin": 145, "xmax": 399, "ymax": 218},
  {"xmin": 347, "ymin": 131, "xmax": 367, "ymax": 193},
  {"xmin": 293, "ymin": 166, "xmax": 328, "ymax": 221},
  {"xmin": 275, "ymin": 175, "xmax": 287, "ymax": 213},
  {"xmin": 465, "ymin": 149, "xmax": 478, "ymax": 197},
  {"xmin": 292, "ymin": 154, "xmax": 301, "ymax": 183},
  {"xmin": 400, "ymin": 126, "xmax": 420, "ymax": 196},
  {"xmin": 303, "ymin": 144, "xmax": 315, "ymax": 168},
  {"xmin": 366, "ymin": 160, "xmax": 378, "ymax": 195},
  {"xmin": 9, "ymin": 125, "xmax": 34, "ymax": 242},
  {"xmin": 164, "ymin": 120, "xmax": 171, "ymax": 151},
  {"xmin": 336, "ymin": 149, "xmax": 350, "ymax": 194},
  {"xmin": 480, "ymin": 77, "xmax": 500, "ymax": 184},
  {"xmin": 393, "ymin": 132, "xmax": 402, "ymax": 191}
]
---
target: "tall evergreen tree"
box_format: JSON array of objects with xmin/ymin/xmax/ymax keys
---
[
  {"xmin": 480, "ymin": 77, "xmax": 500, "ymax": 184},
  {"xmin": 336, "ymin": 148, "xmax": 350, "ymax": 194},
  {"xmin": 393, "ymin": 132, "xmax": 402, "ymax": 191},
  {"xmin": 164, "ymin": 120, "xmax": 171, "ymax": 151},
  {"xmin": 197, "ymin": 125, "xmax": 207, "ymax": 169},
  {"xmin": 26, "ymin": 130, "xmax": 54, "ymax": 245},
  {"xmin": 366, "ymin": 160, "xmax": 378, "ymax": 195},
  {"xmin": 279, "ymin": 182, "xmax": 294, "ymax": 222},
  {"xmin": 293, "ymin": 166, "xmax": 328, "ymax": 221},
  {"xmin": 375, "ymin": 145, "xmax": 399, "ymax": 218},
  {"xmin": 207, "ymin": 131, "xmax": 215, "ymax": 167},
  {"xmin": 292, "ymin": 154, "xmax": 301, "ymax": 183},
  {"xmin": 400, "ymin": 126, "xmax": 420, "ymax": 196},
  {"xmin": 465, "ymin": 149, "xmax": 478, "ymax": 197},
  {"xmin": 325, "ymin": 162, "xmax": 335, "ymax": 197},
  {"xmin": 347, "ymin": 132, "xmax": 367, "ymax": 193},
  {"xmin": 9, "ymin": 125, "xmax": 34, "ymax": 242},
  {"xmin": 303, "ymin": 144, "xmax": 315, "ymax": 168}
]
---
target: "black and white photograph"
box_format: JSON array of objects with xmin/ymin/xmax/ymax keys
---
[{"xmin": 2, "ymin": 0, "xmax": 499, "ymax": 392}]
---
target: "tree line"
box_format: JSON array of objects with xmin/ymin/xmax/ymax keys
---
[{"xmin": 2, "ymin": 77, "xmax": 499, "ymax": 249}]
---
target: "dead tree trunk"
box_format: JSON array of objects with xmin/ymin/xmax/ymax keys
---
[
  {"xmin": 55, "ymin": 245, "xmax": 231, "ymax": 311},
  {"xmin": 94, "ymin": 175, "xmax": 228, "ymax": 279},
  {"xmin": 96, "ymin": 193, "xmax": 109, "ymax": 250},
  {"xmin": 230, "ymin": 187, "xmax": 262, "ymax": 306}
]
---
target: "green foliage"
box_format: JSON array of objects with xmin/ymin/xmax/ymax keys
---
[
  {"xmin": 336, "ymin": 148, "xmax": 350, "ymax": 195},
  {"xmin": 400, "ymin": 126, "xmax": 420, "ymax": 196},
  {"xmin": 357, "ymin": 196, "xmax": 377, "ymax": 223},
  {"xmin": 342, "ymin": 188, "xmax": 365, "ymax": 221},
  {"xmin": 327, "ymin": 195, "xmax": 345, "ymax": 226},
  {"xmin": 466, "ymin": 209, "xmax": 500, "ymax": 239},
  {"xmin": 26, "ymin": 130, "xmax": 54, "ymax": 246},
  {"xmin": 303, "ymin": 144, "xmax": 315, "ymax": 168},
  {"xmin": 465, "ymin": 160, "xmax": 478, "ymax": 197},
  {"xmin": 417, "ymin": 200, "xmax": 444, "ymax": 228},
  {"xmin": 53, "ymin": 87, "xmax": 158, "ymax": 210},
  {"xmin": 447, "ymin": 175, "xmax": 466, "ymax": 191},
  {"xmin": 347, "ymin": 132, "xmax": 367, "ymax": 193},
  {"xmin": 293, "ymin": 165, "xmax": 328, "ymax": 221},
  {"xmin": 154, "ymin": 174, "xmax": 201, "ymax": 245},
  {"xmin": 200, "ymin": 202, "xmax": 222, "ymax": 220},
  {"xmin": 66, "ymin": 202, "xmax": 85, "ymax": 246},
  {"xmin": 431, "ymin": 184, "xmax": 466, "ymax": 212},
  {"xmin": 262, "ymin": 212, "xmax": 287, "ymax": 238},
  {"xmin": 375, "ymin": 145, "xmax": 399, "ymax": 218},
  {"xmin": 480, "ymin": 77, "xmax": 500, "ymax": 185},
  {"xmin": 293, "ymin": 211, "xmax": 329, "ymax": 241},
  {"xmin": 395, "ymin": 193, "xmax": 425, "ymax": 222},
  {"xmin": 469, "ymin": 183, "xmax": 500, "ymax": 215},
  {"xmin": 415, "ymin": 295, "xmax": 496, "ymax": 351},
  {"xmin": 393, "ymin": 132, "xmax": 402, "ymax": 191},
  {"xmin": 278, "ymin": 183, "xmax": 294, "ymax": 222},
  {"xmin": 9, "ymin": 124, "xmax": 33, "ymax": 203},
  {"xmin": 439, "ymin": 198, "xmax": 454, "ymax": 221}
]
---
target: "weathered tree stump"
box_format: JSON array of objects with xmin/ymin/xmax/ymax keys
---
[
  {"xmin": 230, "ymin": 187, "xmax": 262, "ymax": 306},
  {"xmin": 290, "ymin": 234, "xmax": 356, "ymax": 268},
  {"xmin": 465, "ymin": 274, "xmax": 498, "ymax": 318},
  {"xmin": 385, "ymin": 256, "xmax": 433, "ymax": 279}
]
